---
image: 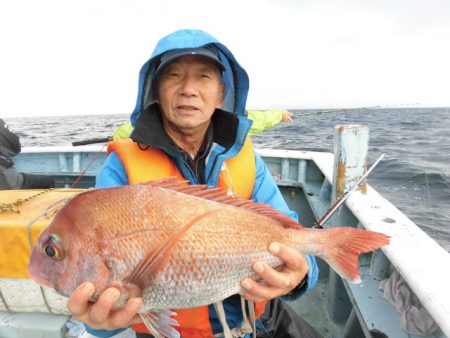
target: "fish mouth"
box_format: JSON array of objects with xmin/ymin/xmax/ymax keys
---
[
  {"xmin": 28, "ymin": 269, "xmax": 69, "ymax": 297},
  {"xmin": 28, "ymin": 269, "xmax": 53, "ymax": 289},
  {"xmin": 28, "ymin": 247, "xmax": 55, "ymax": 289}
]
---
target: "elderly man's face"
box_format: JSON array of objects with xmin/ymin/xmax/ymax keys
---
[{"xmin": 157, "ymin": 55, "xmax": 225, "ymax": 134}]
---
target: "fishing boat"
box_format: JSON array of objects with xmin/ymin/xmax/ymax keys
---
[{"xmin": 0, "ymin": 125, "xmax": 448, "ymax": 338}]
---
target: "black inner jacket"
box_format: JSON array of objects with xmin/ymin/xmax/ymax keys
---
[{"xmin": 130, "ymin": 103, "xmax": 240, "ymax": 184}]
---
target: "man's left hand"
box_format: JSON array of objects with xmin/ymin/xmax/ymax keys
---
[
  {"xmin": 240, "ymin": 242, "xmax": 308, "ymax": 302},
  {"xmin": 281, "ymin": 110, "xmax": 294, "ymax": 123}
]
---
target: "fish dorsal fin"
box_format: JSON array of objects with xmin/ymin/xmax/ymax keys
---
[
  {"xmin": 139, "ymin": 177, "xmax": 301, "ymax": 230},
  {"xmin": 124, "ymin": 210, "xmax": 217, "ymax": 287}
]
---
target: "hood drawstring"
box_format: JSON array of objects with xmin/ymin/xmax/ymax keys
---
[
  {"xmin": 213, "ymin": 296, "xmax": 256, "ymax": 338},
  {"xmin": 221, "ymin": 162, "xmax": 237, "ymax": 197}
]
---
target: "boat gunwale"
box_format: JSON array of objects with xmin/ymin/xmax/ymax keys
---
[{"xmin": 11, "ymin": 145, "xmax": 450, "ymax": 336}]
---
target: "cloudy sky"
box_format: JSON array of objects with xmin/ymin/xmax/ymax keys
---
[{"xmin": 1, "ymin": 0, "xmax": 449, "ymax": 117}]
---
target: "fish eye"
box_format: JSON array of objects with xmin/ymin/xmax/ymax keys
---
[
  {"xmin": 43, "ymin": 244, "xmax": 63, "ymax": 259},
  {"xmin": 42, "ymin": 235, "xmax": 64, "ymax": 259},
  {"xmin": 44, "ymin": 245, "xmax": 56, "ymax": 257}
]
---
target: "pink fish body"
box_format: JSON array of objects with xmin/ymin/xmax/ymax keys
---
[{"xmin": 28, "ymin": 178, "xmax": 389, "ymax": 336}]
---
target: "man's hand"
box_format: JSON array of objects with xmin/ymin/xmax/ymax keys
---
[
  {"xmin": 281, "ymin": 110, "xmax": 294, "ymax": 123},
  {"xmin": 240, "ymin": 242, "xmax": 308, "ymax": 302},
  {"xmin": 68, "ymin": 282, "xmax": 143, "ymax": 331}
]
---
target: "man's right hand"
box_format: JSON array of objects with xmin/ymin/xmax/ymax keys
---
[{"xmin": 68, "ymin": 282, "xmax": 143, "ymax": 331}]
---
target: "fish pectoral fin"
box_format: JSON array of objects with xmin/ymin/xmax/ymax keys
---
[
  {"xmin": 119, "ymin": 282, "xmax": 142, "ymax": 298},
  {"xmin": 140, "ymin": 309, "xmax": 180, "ymax": 338},
  {"xmin": 124, "ymin": 210, "xmax": 217, "ymax": 287}
]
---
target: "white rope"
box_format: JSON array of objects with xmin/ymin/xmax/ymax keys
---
[
  {"xmin": 213, "ymin": 301, "xmax": 233, "ymax": 338},
  {"xmin": 222, "ymin": 162, "xmax": 237, "ymax": 197},
  {"xmin": 213, "ymin": 297, "xmax": 257, "ymax": 338},
  {"xmin": 239, "ymin": 296, "xmax": 252, "ymax": 333},
  {"xmin": 246, "ymin": 299, "xmax": 256, "ymax": 338},
  {"xmin": 26, "ymin": 196, "xmax": 70, "ymax": 314}
]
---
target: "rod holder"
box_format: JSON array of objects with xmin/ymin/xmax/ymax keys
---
[{"xmin": 332, "ymin": 125, "xmax": 369, "ymax": 199}]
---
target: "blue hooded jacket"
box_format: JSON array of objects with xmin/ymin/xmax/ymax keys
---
[
  {"xmin": 130, "ymin": 29, "xmax": 250, "ymax": 127},
  {"xmin": 91, "ymin": 29, "xmax": 318, "ymax": 337}
]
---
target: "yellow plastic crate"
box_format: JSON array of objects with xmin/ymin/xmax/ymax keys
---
[{"xmin": 0, "ymin": 189, "xmax": 83, "ymax": 278}]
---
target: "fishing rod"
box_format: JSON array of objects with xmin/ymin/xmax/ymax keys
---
[
  {"xmin": 312, "ymin": 154, "xmax": 385, "ymax": 229},
  {"xmin": 72, "ymin": 137, "xmax": 111, "ymax": 146},
  {"xmin": 70, "ymin": 137, "xmax": 111, "ymax": 187}
]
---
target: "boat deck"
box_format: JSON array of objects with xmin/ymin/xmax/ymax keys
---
[{"xmin": 289, "ymin": 277, "xmax": 345, "ymax": 337}]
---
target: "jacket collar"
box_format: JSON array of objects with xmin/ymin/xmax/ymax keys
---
[{"xmin": 130, "ymin": 103, "xmax": 239, "ymax": 156}]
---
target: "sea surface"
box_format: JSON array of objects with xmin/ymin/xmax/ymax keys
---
[{"xmin": 4, "ymin": 107, "xmax": 450, "ymax": 251}]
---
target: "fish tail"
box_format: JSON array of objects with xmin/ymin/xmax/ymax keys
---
[{"xmin": 302, "ymin": 227, "xmax": 390, "ymax": 283}]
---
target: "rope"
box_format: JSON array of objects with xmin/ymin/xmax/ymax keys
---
[
  {"xmin": 0, "ymin": 286, "xmax": 11, "ymax": 312},
  {"xmin": 0, "ymin": 189, "xmax": 50, "ymax": 214},
  {"xmin": 26, "ymin": 198, "xmax": 68, "ymax": 249},
  {"xmin": 26, "ymin": 197, "xmax": 70, "ymax": 314},
  {"xmin": 222, "ymin": 162, "xmax": 237, "ymax": 197},
  {"xmin": 213, "ymin": 297, "xmax": 256, "ymax": 338},
  {"xmin": 39, "ymin": 285, "xmax": 53, "ymax": 314},
  {"xmin": 247, "ymin": 299, "xmax": 256, "ymax": 338},
  {"xmin": 213, "ymin": 301, "xmax": 233, "ymax": 338}
]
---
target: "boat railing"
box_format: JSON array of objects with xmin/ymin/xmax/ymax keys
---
[
  {"xmin": 261, "ymin": 125, "xmax": 449, "ymax": 337},
  {"xmin": 260, "ymin": 147, "xmax": 449, "ymax": 336}
]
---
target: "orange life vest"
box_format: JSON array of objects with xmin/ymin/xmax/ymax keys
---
[{"xmin": 107, "ymin": 138, "xmax": 267, "ymax": 337}]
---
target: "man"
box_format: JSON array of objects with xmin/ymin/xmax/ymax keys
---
[
  {"xmin": 0, "ymin": 118, "xmax": 55, "ymax": 190},
  {"xmin": 68, "ymin": 29, "xmax": 320, "ymax": 337},
  {"xmin": 246, "ymin": 109, "xmax": 293, "ymax": 136}
]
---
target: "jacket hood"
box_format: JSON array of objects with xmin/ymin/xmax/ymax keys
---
[{"xmin": 130, "ymin": 29, "xmax": 250, "ymax": 126}]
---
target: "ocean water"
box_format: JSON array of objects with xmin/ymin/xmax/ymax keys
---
[{"xmin": 4, "ymin": 107, "xmax": 450, "ymax": 251}]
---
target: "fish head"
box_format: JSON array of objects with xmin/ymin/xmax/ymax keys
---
[{"xmin": 28, "ymin": 193, "xmax": 113, "ymax": 298}]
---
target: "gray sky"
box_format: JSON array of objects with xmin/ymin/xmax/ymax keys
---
[{"xmin": 1, "ymin": 0, "xmax": 449, "ymax": 117}]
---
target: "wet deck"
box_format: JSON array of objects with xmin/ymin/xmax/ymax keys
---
[{"xmin": 288, "ymin": 277, "xmax": 345, "ymax": 338}]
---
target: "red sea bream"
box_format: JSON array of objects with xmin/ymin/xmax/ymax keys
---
[{"xmin": 28, "ymin": 178, "xmax": 390, "ymax": 337}]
